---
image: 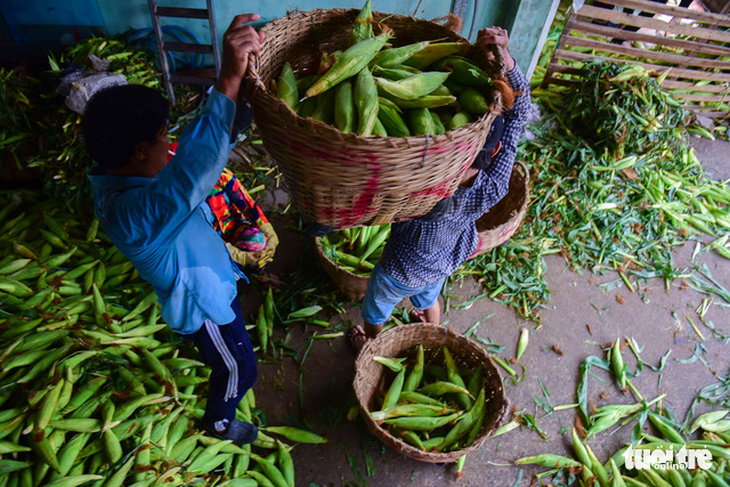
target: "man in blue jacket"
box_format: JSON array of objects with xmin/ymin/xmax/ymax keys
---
[{"xmin": 84, "ymin": 13, "xmax": 265, "ymax": 445}]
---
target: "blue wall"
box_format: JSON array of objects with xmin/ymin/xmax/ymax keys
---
[{"xmin": 1, "ymin": 0, "xmax": 559, "ymax": 77}]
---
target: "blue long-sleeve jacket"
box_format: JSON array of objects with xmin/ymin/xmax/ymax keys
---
[{"xmin": 88, "ymin": 89, "xmax": 247, "ymax": 335}]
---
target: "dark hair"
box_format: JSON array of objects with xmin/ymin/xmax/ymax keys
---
[{"xmin": 83, "ymin": 84, "xmax": 169, "ymax": 169}]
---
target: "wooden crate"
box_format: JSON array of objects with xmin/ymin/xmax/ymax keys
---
[{"xmin": 542, "ymin": 0, "xmax": 730, "ymax": 118}]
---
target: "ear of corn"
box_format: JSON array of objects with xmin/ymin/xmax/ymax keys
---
[
  {"xmin": 402, "ymin": 42, "xmax": 469, "ymax": 70},
  {"xmin": 431, "ymin": 112, "xmax": 445, "ymax": 135},
  {"xmin": 389, "ymin": 94, "xmax": 456, "ymax": 110},
  {"xmin": 296, "ymin": 74, "xmax": 317, "ymax": 94},
  {"xmin": 350, "ymin": 0, "xmax": 374, "ymax": 46},
  {"xmin": 372, "ymin": 117, "xmax": 388, "ymax": 137},
  {"xmin": 319, "ymin": 50, "xmax": 343, "ymax": 75},
  {"xmin": 375, "ymin": 71, "xmax": 450, "ymax": 100},
  {"xmin": 458, "ymin": 89, "xmax": 489, "ymax": 116},
  {"xmin": 443, "ymin": 80, "xmax": 467, "ymax": 95},
  {"xmin": 431, "ymin": 56, "xmax": 492, "ymax": 87},
  {"xmin": 370, "ymin": 41, "xmax": 430, "ymax": 69},
  {"xmin": 408, "ymin": 108, "xmax": 437, "ymax": 136},
  {"xmin": 334, "ymin": 80, "xmax": 356, "ymax": 134},
  {"xmin": 311, "ymin": 89, "xmax": 336, "ymax": 125},
  {"xmin": 377, "ymin": 97, "xmax": 410, "ymax": 137},
  {"xmin": 306, "ymin": 31, "xmax": 391, "ymax": 98},
  {"xmin": 429, "ymin": 84, "xmax": 452, "ymax": 97},
  {"xmin": 297, "ymin": 96, "xmax": 317, "ymax": 118},
  {"xmin": 372, "ymin": 65, "xmax": 419, "ymax": 81},
  {"xmin": 354, "ymin": 66, "xmax": 379, "ymax": 136},
  {"xmin": 276, "ymin": 61, "xmax": 299, "ymax": 112},
  {"xmin": 448, "ymin": 110, "xmax": 472, "ymax": 130}
]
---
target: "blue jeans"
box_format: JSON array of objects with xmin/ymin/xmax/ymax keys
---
[
  {"xmin": 361, "ymin": 263, "xmax": 444, "ymax": 326},
  {"xmin": 187, "ymin": 293, "xmax": 257, "ymax": 430}
]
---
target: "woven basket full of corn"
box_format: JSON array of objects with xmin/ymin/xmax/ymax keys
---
[
  {"xmin": 470, "ymin": 161, "xmax": 530, "ymax": 258},
  {"xmin": 314, "ymin": 236, "xmax": 370, "ymax": 301},
  {"xmin": 354, "ymin": 323, "xmax": 507, "ymax": 463},
  {"xmin": 246, "ymin": 8, "xmax": 503, "ymax": 229}
]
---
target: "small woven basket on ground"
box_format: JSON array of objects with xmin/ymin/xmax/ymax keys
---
[
  {"xmin": 314, "ymin": 237, "xmax": 369, "ymax": 301},
  {"xmin": 246, "ymin": 8, "xmax": 503, "ymax": 229},
  {"xmin": 470, "ymin": 161, "xmax": 530, "ymax": 258},
  {"xmin": 354, "ymin": 323, "xmax": 507, "ymax": 463}
]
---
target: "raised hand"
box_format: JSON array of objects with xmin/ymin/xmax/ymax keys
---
[
  {"xmin": 476, "ymin": 26, "xmax": 515, "ymax": 72},
  {"xmin": 216, "ymin": 13, "xmax": 266, "ymax": 100}
]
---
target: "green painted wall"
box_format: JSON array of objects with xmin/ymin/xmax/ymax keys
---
[{"xmin": 2, "ymin": 0, "xmax": 559, "ymax": 77}]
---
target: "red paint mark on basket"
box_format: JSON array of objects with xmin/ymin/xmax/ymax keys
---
[
  {"xmin": 319, "ymin": 168, "xmax": 381, "ymax": 227},
  {"xmin": 409, "ymin": 180, "xmax": 453, "ymax": 200},
  {"xmin": 291, "ymin": 142, "xmax": 382, "ymax": 166}
]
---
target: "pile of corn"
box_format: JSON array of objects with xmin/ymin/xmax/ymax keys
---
[
  {"xmin": 367, "ymin": 345, "xmax": 488, "ymax": 455},
  {"xmin": 274, "ymin": 0, "xmax": 501, "ymax": 137},
  {"xmin": 516, "ymin": 337, "xmax": 730, "ymax": 486},
  {"xmin": 317, "ymin": 224, "xmax": 391, "ymax": 276},
  {"xmin": 0, "ymin": 190, "xmax": 326, "ymax": 486}
]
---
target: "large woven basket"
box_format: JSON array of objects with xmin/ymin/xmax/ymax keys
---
[
  {"xmin": 470, "ymin": 161, "xmax": 530, "ymax": 258},
  {"xmin": 246, "ymin": 8, "xmax": 503, "ymax": 229},
  {"xmin": 314, "ymin": 237, "xmax": 369, "ymax": 301},
  {"xmin": 354, "ymin": 323, "xmax": 508, "ymax": 463}
]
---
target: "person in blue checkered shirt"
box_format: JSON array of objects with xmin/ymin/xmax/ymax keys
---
[{"xmin": 349, "ymin": 26, "xmax": 532, "ymax": 350}]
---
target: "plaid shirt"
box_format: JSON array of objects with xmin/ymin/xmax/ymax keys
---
[{"xmin": 380, "ymin": 65, "xmax": 531, "ymax": 288}]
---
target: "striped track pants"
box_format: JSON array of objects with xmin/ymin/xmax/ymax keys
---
[{"xmin": 188, "ymin": 294, "xmax": 257, "ymax": 431}]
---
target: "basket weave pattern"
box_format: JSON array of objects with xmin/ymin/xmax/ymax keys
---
[
  {"xmin": 247, "ymin": 9, "xmax": 503, "ymax": 229},
  {"xmin": 354, "ymin": 323, "xmax": 507, "ymax": 463},
  {"xmin": 471, "ymin": 161, "xmax": 530, "ymax": 258}
]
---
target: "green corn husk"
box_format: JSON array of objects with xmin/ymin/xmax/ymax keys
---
[
  {"xmin": 306, "ymin": 31, "xmax": 390, "ymax": 98},
  {"xmin": 354, "ymin": 66, "xmax": 379, "ymax": 136}
]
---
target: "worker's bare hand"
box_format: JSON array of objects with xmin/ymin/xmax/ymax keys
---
[
  {"xmin": 477, "ymin": 26, "xmax": 515, "ymax": 72},
  {"xmin": 217, "ymin": 13, "xmax": 266, "ymax": 100}
]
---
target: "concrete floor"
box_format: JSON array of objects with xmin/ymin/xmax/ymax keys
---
[{"xmin": 245, "ymin": 135, "xmax": 730, "ymax": 486}]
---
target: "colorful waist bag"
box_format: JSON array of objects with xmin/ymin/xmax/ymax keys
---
[{"xmin": 169, "ymin": 143, "xmax": 279, "ymax": 271}]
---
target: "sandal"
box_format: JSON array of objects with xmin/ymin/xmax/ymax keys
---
[{"xmin": 347, "ymin": 325, "xmax": 369, "ymax": 353}]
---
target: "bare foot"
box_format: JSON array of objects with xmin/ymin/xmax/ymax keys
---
[
  {"xmin": 409, "ymin": 308, "xmax": 426, "ymax": 323},
  {"xmin": 347, "ymin": 325, "xmax": 368, "ymax": 353}
]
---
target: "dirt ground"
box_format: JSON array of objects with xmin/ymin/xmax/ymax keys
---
[{"xmin": 243, "ymin": 135, "xmax": 730, "ymax": 486}]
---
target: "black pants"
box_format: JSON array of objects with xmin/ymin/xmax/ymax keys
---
[{"xmin": 188, "ymin": 294, "xmax": 257, "ymax": 430}]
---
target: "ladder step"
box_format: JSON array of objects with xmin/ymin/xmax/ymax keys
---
[
  {"xmin": 170, "ymin": 68, "xmax": 217, "ymax": 85},
  {"xmin": 155, "ymin": 7, "xmax": 210, "ymax": 19},
  {"xmin": 164, "ymin": 42, "xmax": 214, "ymax": 54}
]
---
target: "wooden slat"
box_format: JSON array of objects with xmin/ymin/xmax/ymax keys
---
[
  {"xmin": 662, "ymin": 80, "xmax": 730, "ymax": 93},
  {"xmin": 170, "ymin": 68, "xmax": 217, "ymax": 85},
  {"xmin": 594, "ymin": 0, "xmax": 730, "ymax": 28},
  {"xmin": 164, "ymin": 42, "xmax": 214, "ymax": 54},
  {"xmin": 689, "ymin": 110, "xmax": 727, "ymax": 116},
  {"xmin": 565, "ymin": 18, "xmax": 730, "ymax": 58},
  {"xmin": 576, "ymin": 5, "xmax": 730, "ymax": 43},
  {"xmin": 553, "ymin": 48, "xmax": 730, "ymax": 82},
  {"xmin": 155, "ymin": 7, "xmax": 210, "ymax": 19},
  {"xmin": 682, "ymin": 104, "xmax": 727, "ymax": 115},
  {"xmin": 550, "ymin": 63, "xmax": 583, "ymax": 76},
  {"xmin": 543, "ymin": 76, "xmax": 580, "ymax": 87},
  {"xmin": 563, "ymin": 34, "xmax": 730, "ymax": 70},
  {"xmin": 675, "ymin": 92, "xmax": 730, "ymax": 103}
]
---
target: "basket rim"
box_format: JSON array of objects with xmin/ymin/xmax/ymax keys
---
[
  {"xmin": 314, "ymin": 237, "xmax": 370, "ymax": 282},
  {"xmin": 353, "ymin": 323, "xmax": 508, "ymax": 462},
  {"xmin": 246, "ymin": 8, "xmax": 503, "ymax": 146},
  {"xmin": 477, "ymin": 161, "xmax": 530, "ymax": 227}
]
